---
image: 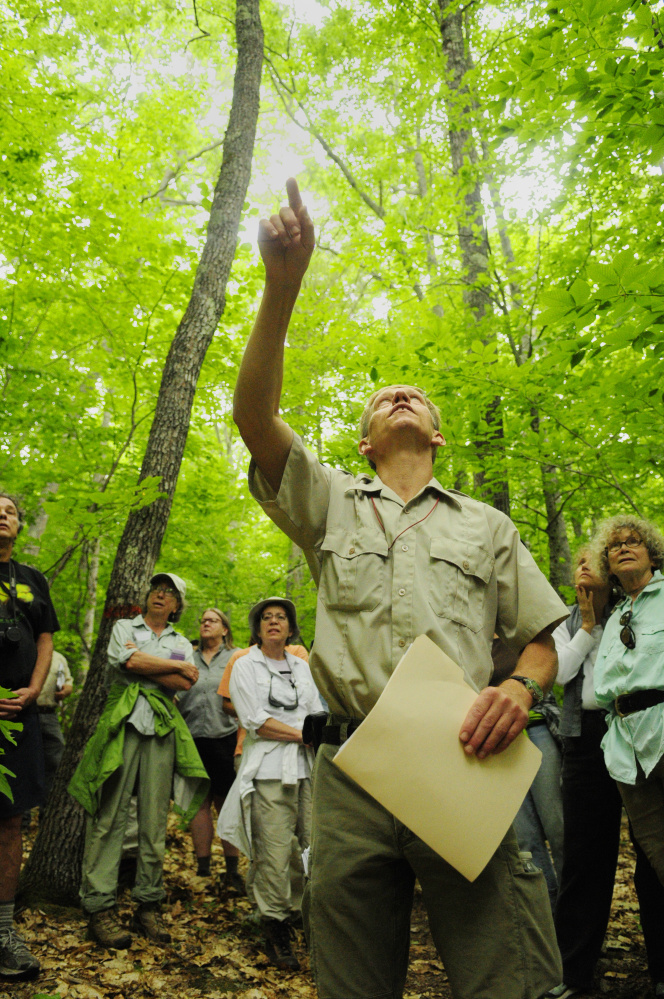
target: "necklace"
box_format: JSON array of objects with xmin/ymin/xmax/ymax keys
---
[{"xmin": 371, "ymin": 496, "xmax": 440, "ymax": 552}]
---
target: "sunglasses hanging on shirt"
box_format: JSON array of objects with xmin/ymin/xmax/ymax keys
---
[
  {"xmin": 619, "ymin": 609, "xmax": 636, "ymax": 650},
  {"xmin": 267, "ymin": 671, "xmax": 299, "ymax": 711}
]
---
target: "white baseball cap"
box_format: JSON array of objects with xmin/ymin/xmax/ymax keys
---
[{"xmin": 150, "ymin": 572, "xmax": 186, "ymax": 601}]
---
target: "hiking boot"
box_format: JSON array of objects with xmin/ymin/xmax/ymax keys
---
[
  {"xmin": 262, "ymin": 918, "xmax": 300, "ymax": 971},
  {"xmin": 220, "ymin": 869, "xmax": 246, "ymax": 896},
  {"xmin": 0, "ymin": 925, "xmax": 40, "ymax": 979},
  {"xmin": 133, "ymin": 903, "xmax": 171, "ymax": 944},
  {"xmin": 89, "ymin": 909, "xmax": 131, "ymax": 950}
]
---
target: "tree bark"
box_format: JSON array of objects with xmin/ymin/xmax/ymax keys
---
[
  {"xmin": 19, "ymin": 0, "xmax": 264, "ymax": 905},
  {"xmin": 437, "ymin": 1, "xmax": 510, "ymax": 516},
  {"xmin": 79, "ymin": 537, "xmax": 100, "ymax": 671}
]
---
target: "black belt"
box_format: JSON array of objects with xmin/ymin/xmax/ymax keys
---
[
  {"xmin": 615, "ymin": 689, "xmax": 664, "ymax": 718},
  {"xmin": 38, "ymin": 706, "xmax": 56, "ymax": 714},
  {"xmin": 322, "ymin": 719, "xmax": 362, "ymax": 745}
]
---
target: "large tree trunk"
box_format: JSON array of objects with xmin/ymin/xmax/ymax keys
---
[
  {"xmin": 437, "ymin": 1, "xmax": 510, "ymax": 517},
  {"xmin": 19, "ymin": 0, "xmax": 264, "ymax": 905}
]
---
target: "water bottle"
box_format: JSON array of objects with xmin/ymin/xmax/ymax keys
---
[{"xmin": 56, "ymin": 663, "xmax": 66, "ymax": 692}]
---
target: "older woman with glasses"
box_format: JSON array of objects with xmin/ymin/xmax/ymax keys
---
[
  {"xmin": 592, "ymin": 516, "xmax": 664, "ymax": 888},
  {"xmin": 176, "ymin": 609, "xmax": 243, "ymax": 892},
  {"xmin": 218, "ymin": 597, "xmax": 322, "ymax": 971}
]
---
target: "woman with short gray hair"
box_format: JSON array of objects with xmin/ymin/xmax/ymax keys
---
[{"xmin": 593, "ymin": 516, "xmax": 664, "ymax": 889}]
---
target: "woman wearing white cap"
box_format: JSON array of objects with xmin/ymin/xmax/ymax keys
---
[
  {"xmin": 218, "ymin": 597, "xmax": 323, "ymax": 971},
  {"xmin": 70, "ymin": 572, "xmax": 208, "ymax": 951}
]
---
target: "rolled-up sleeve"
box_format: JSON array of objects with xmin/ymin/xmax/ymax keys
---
[
  {"xmin": 491, "ymin": 512, "xmax": 568, "ymax": 650},
  {"xmin": 249, "ymin": 433, "xmax": 333, "ymax": 551},
  {"xmin": 229, "ymin": 660, "xmax": 272, "ymax": 735},
  {"xmin": 106, "ymin": 620, "xmax": 135, "ymax": 668}
]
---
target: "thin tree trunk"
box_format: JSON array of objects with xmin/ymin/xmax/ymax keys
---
[
  {"xmin": 19, "ymin": 0, "xmax": 264, "ymax": 905},
  {"xmin": 437, "ymin": 1, "xmax": 509, "ymax": 516},
  {"xmin": 79, "ymin": 537, "xmax": 101, "ymax": 671}
]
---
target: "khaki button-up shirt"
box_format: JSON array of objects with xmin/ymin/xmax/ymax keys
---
[{"xmin": 249, "ymin": 435, "xmax": 568, "ymax": 719}]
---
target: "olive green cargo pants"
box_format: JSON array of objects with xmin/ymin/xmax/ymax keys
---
[
  {"xmin": 303, "ymin": 744, "xmax": 562, "ymax": 999},
  {"xmin": 80, "ymin": 726, "xmax": 175, "ymax": 913}
]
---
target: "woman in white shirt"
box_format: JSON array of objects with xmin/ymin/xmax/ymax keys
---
[{"xmin": 219, "ymin": 597, "xmax": 322, "ymax": 972}]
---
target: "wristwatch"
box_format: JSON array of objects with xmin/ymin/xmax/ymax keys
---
[{"xmin": 504, "ymin": 674, "xmax": 544, "ymax": 706}]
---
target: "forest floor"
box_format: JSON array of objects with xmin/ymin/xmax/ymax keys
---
[{"xmin": 5, "ymin": 812, "xmax": 655, "ymax": 999}]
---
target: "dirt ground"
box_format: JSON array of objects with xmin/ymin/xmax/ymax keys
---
[{"xmin": 4, "ymin": 812, "xmax": 656, "ymax": 999}]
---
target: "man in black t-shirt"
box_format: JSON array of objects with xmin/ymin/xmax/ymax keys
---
[{"xmin": 0, "ymin": 492, "xmax": 60, "ymax": 981}]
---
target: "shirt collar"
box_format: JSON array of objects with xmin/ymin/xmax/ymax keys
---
[
  {"xmin": 617, "ymin": 569, "xmax": 664, "ymax": 608},
  {"xmin": 132, "ymin": 613, "xmax": 175, "ymax": 636},
  {"xmin": 346, "ymin": 474, "xmax": 462, "ymax": 509}
]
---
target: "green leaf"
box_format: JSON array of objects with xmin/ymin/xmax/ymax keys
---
[
  {"xmin": 570, "ymin": 279, "xmax": 591, "ymax": 305},
  {"xmin": 587, "ymin": 262, "xmax": 616, "ymax": 284},
  {"xmin": 540, "ymin": 288, "xmax": 576, "ymax": 311}
]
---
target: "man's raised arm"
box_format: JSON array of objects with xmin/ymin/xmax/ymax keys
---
[{"xmin": 233, "ymin": 178, "xmax": 315, "ymax": 493}]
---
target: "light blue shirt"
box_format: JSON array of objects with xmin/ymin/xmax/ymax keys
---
[
  {"xmin": 106, "ymin": 614, "xmax": 194, "ymax": 735},
  {"xmin": 594, "ymin": 570, "xmax": 664, "ymax": 783}
]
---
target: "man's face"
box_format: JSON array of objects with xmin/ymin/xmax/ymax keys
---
[
  {"xmin": 360, "ymin": 385, "xmax": 445, "ymax": 462},
  {"xmin": 0, "ymin": 497, "xmax": 20, "ymax": 544}
]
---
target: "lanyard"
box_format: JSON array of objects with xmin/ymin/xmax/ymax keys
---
[
  {"xmin": 0, "ymin": 559, "xmax": 19, "ymax": 621},
  {"xmin": 371, "ymin": 496, "xmax": 440, "ymax": 552}
]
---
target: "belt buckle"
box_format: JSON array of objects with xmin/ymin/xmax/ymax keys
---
[{"xmin": 614, "ymin": 694, "xmax": 629, "ymax": 718}]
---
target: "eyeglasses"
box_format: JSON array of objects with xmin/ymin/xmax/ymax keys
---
[
  {"xmin": 150, "ymin": 585, "xmax": 178, "ymax": 597},
  {"xmin": 200, "ymin": 616, "xmax": 221, "ymax": 625},
  {"xmin": 268, "ymin": 674, "xmax": 299, "ymax": 710},
  {"xmin": 262, "ymin": 612, "xmax": 288, "ymax": 622},
  {"xmin": 607, "ymin": 536, "xmax": 644, "ymax": 554},
  {"xmin": 619, "ymin": 609, "xmax": 636, "ymax": 649}
]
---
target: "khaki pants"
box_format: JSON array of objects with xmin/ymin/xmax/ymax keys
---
[
  {"xmin": 250, "ymin": 778, "xmax": 311, "ymax": 921},
  {"xmin": 80, "ymin": 726, "xmax": 175, "ymax": 913},
  {"xmin": 303, "ymin": 745, "xmax": 562, "ymax": 999},
  {"xmin": 617, "ymin": 755, "xmax": 664, "ymax": 887}
]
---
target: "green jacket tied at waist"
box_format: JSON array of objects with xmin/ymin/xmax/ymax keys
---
[{"xmin": 68, "ymin": 682, "xmax": 209, "ymax": 826}]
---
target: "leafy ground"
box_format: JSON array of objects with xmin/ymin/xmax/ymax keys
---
[{"xmin": 5, "ymin": 813, "xmax": 654, "ymax": 999}]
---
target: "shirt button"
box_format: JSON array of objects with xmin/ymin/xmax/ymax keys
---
[
  {"xmin": 398, "ymin": 588, "xmax": 406, "ymax": 596},
  {"xmin": 398, "ymin": 639, "xmax": 406, "ymax": 647},
  {"xmin": 349, "ymin": 547, "xmax": 355, "ymax": 554},
  {"xmin": 462, "ymin": 560, "xmax": 469, "ymax": 570},
  {"xmin": 402, "ymin": 545, "xmax": 409, "ymax": 552}
]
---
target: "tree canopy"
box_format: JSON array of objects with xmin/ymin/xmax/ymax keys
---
[{"xmin": 2, "ymin": 0, "xmax": 663, "ymax": 669}]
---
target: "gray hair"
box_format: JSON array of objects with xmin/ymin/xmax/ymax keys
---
[{"xmin": 591, "ymin": 515, "xmax": 664, "ymax": 579}]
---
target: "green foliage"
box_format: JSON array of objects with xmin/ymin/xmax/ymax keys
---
[
  {"xmin": 1, "ymin": 0, "xmax": 663, "ymax": 662},
  {"xmin": 0, "ymin": 687, "xmax": 21, "ymax": 801}
]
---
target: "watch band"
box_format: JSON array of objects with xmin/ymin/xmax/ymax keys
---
[{"xmin": 503, "ymin": 674, "xmax": 544, "ymax": 705}]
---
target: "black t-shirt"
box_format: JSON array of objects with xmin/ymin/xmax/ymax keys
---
[{"xmin": 0, "ymin": 559, "xmax": 60, "ymax": 690}]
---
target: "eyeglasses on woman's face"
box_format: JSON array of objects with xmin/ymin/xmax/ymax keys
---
[
  {"xmin": 606, "ymin": 535, "xmax": 644, "ymax": 554},
  {"xmin": 150, "ymin": 584, "xmax": 178, "ymax": 597}
]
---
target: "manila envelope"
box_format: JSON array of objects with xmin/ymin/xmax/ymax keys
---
[{"xmin": 333, "ymin": 634, "xmax": 542, "ymax": 881}]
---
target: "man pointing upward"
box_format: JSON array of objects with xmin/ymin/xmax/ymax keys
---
[{"xmin": 233, "ymin": 179, "xmax": 568, "ymax": 999}]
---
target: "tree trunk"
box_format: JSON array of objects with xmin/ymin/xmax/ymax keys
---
[
  {"xmin": 79, "ymin": 537, "xmax": 101, "ymax": 671},
  {"xmin": 19, "ymin": 0, "xmax": 264, "ymax": 905},
  {"xmin": 437, "ymin": 1, "xmax": 509, "ymax": 516}
]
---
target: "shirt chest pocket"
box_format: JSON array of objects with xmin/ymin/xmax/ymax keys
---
[
  {"xmin": 429, "ymin": 538, "xmax": 494, "ymax": 633},
  {"xmin": 319, "ymin": 534, "xmax": 388, "ymax": 612}
]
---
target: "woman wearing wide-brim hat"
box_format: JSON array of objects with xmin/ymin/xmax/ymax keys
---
[{"xmin": 217, "ymin": 597, "xmax": 322, "ymax": 971}]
